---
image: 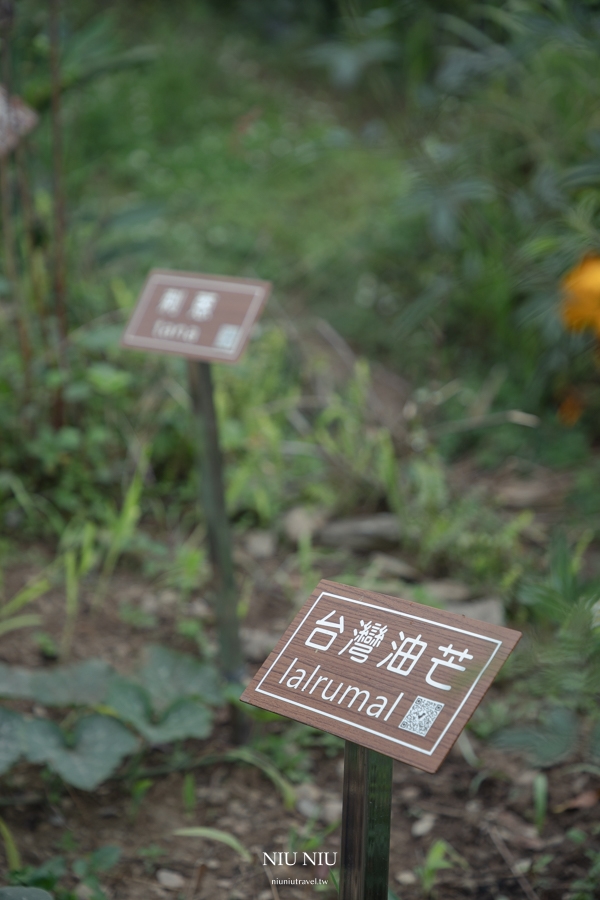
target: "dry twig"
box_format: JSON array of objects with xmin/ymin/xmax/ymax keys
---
[{"xmin": 481, "ymin": 821, "xmax": 539, "ymax": 900}]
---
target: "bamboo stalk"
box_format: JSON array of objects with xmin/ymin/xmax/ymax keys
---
[{"xmin": 0, "ymin": 5, "xmax": 32, "ymax": 395}]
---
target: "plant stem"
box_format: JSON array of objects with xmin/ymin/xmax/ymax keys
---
[
  {"xmin": 60, "ymin": 549, "xmax": 78, "ymax": 659},
  {"xmin": 16, "ymin": 143, "xmax": 50, "ymax": 349},
  {"xmin": 49, "ymin": 0, "xmax": 67, "ymax": 345}
]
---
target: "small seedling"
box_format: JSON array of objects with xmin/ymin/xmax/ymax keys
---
[
  {"xmin": 118, "ymin": 603, "xmax": 157, "ymax": 629},
  {"xmin": 72, "ymin": 845, "xmax": 121, "ymax": 900},
  {"xmin": 93, "ymin": 447, "xmax": 149, "ymax": 610},
  {"xmin": 533, "ymin": 772, "xmax": 548, "ymax": 834},
  {"xmin": 129, "ymin": 778, "xmax": 153, "ymax": 820},
  {"xmin": 568, "ymin": 849, "xmax": 600, "ymax": 900},
  {"xmin": 138, "ymin": 844, "xmax": 167, "ymax": 874},
  {"xmin": 288, "ymin": 818, "xmax": 340, "ymax": 855},
  {"xmin": 8, "ymin": 855, "xmax": 68, "ymax": 894},
  {"xmin": 182, "ymin": 772, "xmax": 196, "ymax": 815},
  {"xmin": 161, "ymin": 535, "xmax": 209, "ymax": 602},
  {"xmin": 297, "ymin": 531, "xmax": 319, "ymax": 600},
  {"xmin": 415, "ymin": 839, "xmax": 468, "ymax": 897},
  {"xmin": 531, "ymin": 853, "xmax": 554, "ymax": 875},
  {"xmin": 0, "ymin": 572, "xmax": 49, "ymax": 638},
  {"xmin": 60, "ymin": 521, "xmax": 97, "ymax": 658},
  {"xmin": 34, "ymin": 631, "xmax": 59, "ymax": 659},
  {"xmin": 177, "ymin": 617, "xmax": 212, "ymax": 656},
  {"xmin": 0, "ymin": 816, "xmax": 22, "ymax": 872},
  {"xmin": 57, "ymin": 831, "xmax": 79, "ymax": 853}
]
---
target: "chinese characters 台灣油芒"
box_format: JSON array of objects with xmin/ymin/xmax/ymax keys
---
[
  {"xmin": 425, "ymin": 643, "xmax": 473, "ymax": 691},
  {"xmin": 337, "ymin": 620, "xmax": 388, "ymax": 663},
  {"xmin": 304, "ymin": 610, "xmax": 345, "ymax": 652}
]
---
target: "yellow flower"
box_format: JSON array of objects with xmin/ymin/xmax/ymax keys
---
[
  {"xmin": 561, "ymin": 255, "xmax": 600, "ymax": 337},
  {"xmin": 557, "ymin": 392, "xmax": 584, "ymax": 426}
]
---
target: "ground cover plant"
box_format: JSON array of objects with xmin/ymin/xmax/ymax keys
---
[{"xmin": 1, "ymin": 1, "xmax": 600, "ymax": 898}]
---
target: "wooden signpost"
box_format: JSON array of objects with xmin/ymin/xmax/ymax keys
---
[
  {"xmin": 242, "ymin": 579, "xmax": 521, "ymax": 899},
  {"xmin": 0, "ymin": 86, "xmax": 38, "ymax": 157},
  {"xmin": 122, "ymin": 269, "xmax": 271, "ymax": 682},
  {"xmin": 121, "ymin": 269, "xmax": 270, "ymax": 364}
]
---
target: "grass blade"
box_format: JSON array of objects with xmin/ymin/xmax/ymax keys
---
[
  {"xmin": 0, "ymin": 615, "xmax": 42, "ymax": 638},
  {"xmin": 173, "ymin": 827, "xmax": 251, "ymax": 862},
  {"xmin": 0, "ymin": 815, "xmax": 21, "ymax": 871},
  {"xmin": 0, "ymin": 577, "xmax": 50, "ymax": 619},
  {"xmin": 223, "ymin": 747, "xmax": 297, "ymax": 810}
]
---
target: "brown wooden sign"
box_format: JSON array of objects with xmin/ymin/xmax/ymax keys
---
[
  {"xmin": 0, "ymin": 87, "xmax": 38, "ymax": 157},
  {"xmin": 241, "ymin": 580, "xmax": 521, "ymax": 772},
  {"xmin": 121, "ymin": 269, "xmax": 271, "ymax": 363}
]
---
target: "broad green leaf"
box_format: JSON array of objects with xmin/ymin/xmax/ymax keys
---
[
  {"xmin": 492, "ymin": 708, "xmax": 579, "ymax": 766},
  {"xmin": 86, "ymin": 363, "xmax": 132, "ymax": 395},
  {"xmin": 138, "ymin": 646, "xmax": 223, "ymax": 712},
  {"xmin": 173, "ymin": 827, "xmax": 251, "ymax": 862},
  {"xmin": 0, "ymin": 664, "xmax": 34, "ymax": 699},
  {"xmin": 8, "ymin": 856, "xmax": 66, "ymax": 889},
  {"xmin": 23, "ymin": 719, "xmax": 65, "ymax": 764},
  {"xmin": 88, "ymin": 845, "xmax": 121, "ymax": 872},
  {"xmin": 31, "ymin": 660, "xmax": 112, "ymax": 706},
  {"xmin": 106, "ymin": 677, "xmax": 212, "ymax": 743},
  {"xmin": 149, "ymin": 699, "xmax": 212, "ymax": 743},
  {"xmin": 0, "ymin": 890, "xmax": 54, "ymax": 899},
  {"xmin": 24, "ymin": 715, "xmax": 138, "ymax": 791},
  {"xmin": 0, "ymin": 709, "xmax": 24, "ymax": 774},
  {"xmin": 589, "ymin": 720, "xmax": 600, "ymax": 762},
  {"xmin": 72, "ymin": 324, "xmax": 128, "ymax": 352},
  {"xmin": 106, "ymin": 677, "xmax": 152, "ymax": 733}
]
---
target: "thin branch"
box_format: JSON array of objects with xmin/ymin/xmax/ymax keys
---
[
  {"xmin": 481, "ymin": 822, "xmax": 540, "ymax": 900},
  {"xmin": 49, "ymin": 0, "xmax": 67, "ymax": 344},
  {"xmin": 0, "ymin": 9, "xmax": 32, "ymax": 395}
]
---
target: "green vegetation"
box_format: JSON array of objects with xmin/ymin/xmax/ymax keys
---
[
  {"xmin": 3, "ymin": 0, "xmax": 600, "ymax": 536},
  {"xmin": 415, "ymin": 839, "xmax": 468, "ymax": 897},
  {"xmin": 1, "ymin": 1, "xmax": 600, "ymax": 897},
  {"xmin": 7, "ymin": 845, "xmax": 121, "ymax": 900},
  {"xmin": 489, "ymin": 535, "xmax": 600, "ymax": 766}
]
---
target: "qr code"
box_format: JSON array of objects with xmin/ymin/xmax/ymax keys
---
[
  {"xmin": 213, "ymin": 324, "xmax": 240, "ymax": 351},
  {"xmin": 398, "ymin": 696, "xmax": 444, "ymax": 737}
]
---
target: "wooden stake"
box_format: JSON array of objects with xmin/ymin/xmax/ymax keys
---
[
  {"xmin": 339, "ymin": 742, "xmax": 392, "ymax": 900},
  {"xmin": 188, "ymin": 360, "xmax": 243, "ymax": 683}
]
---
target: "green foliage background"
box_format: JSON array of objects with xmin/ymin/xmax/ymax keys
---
[
  {"xmin": 0, "ymin": 0, "xmax": 600, "ymax": 801},
  {"xmin": 2, "ymin": 0, "xmax": 600, "ymax": 538}
]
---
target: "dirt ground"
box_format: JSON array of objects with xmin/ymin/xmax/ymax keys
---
[
  {"xmin": 1, "ymin": 690, "xmax": 600, "ymax": 900},
  {"xmin": 1, "ymin": 511, "xmax": 600, "ymax": 900}
]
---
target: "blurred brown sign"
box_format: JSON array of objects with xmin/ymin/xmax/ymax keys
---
[
  {"xmin": 241, "ymin": 580, "xmax": 521, "ymax": 772},
  {"xmin": 121, "ymin": 269, "xmax": 271, "ymax": 363},
  {"xmin": 0, "ymin": 87, "xmax": 38, "ymax": 157}
]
